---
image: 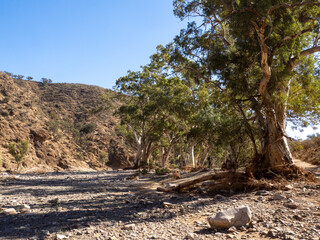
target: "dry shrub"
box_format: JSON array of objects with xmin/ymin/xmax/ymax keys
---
[
  {"xmin": 301, "ymin": 140, "xmax": 314, "ymax": 150},
  {"xmin": 170, "ymin": 169, "xmax": 181, "ymax": 179},
  {"xmin": 202, "ymin": 172, "xmax": 280, "ymax": 195}
]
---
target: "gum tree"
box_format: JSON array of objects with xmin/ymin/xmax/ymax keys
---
[
  {"xmin": 173, "ymin": 0, "xmax": 320, "ymax": 174},
  {"xmin": 115, "ymin": 54, "xmax": 193, "ymax": 168}
]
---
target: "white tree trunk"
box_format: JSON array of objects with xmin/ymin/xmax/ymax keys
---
[{"xmin": 190, "ymin": 140, "xmax": 195, "ymax": 168}]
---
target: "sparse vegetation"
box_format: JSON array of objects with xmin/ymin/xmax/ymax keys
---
[
  {"xmin": 41, "ymin": 77, "xmax": 52, "ymax": 86},
  {"xmin": 7, "ymin": 140, "xmax": 29, "ymax": 170},
  {"xmin": 99, "ymin": 151, "xmax": 109, "ymax": 167},
  {"xmin": 155, "ymin": 167, "xmax": 171, "ymax": 175},
  {"xmin": 293, "ymin": 134, "xmax": 320, "ymax": 165}
]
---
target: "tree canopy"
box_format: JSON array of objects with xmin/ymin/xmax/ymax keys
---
[{"xmin": 114, "ymin": 0, "xmax": 320, "ymax": 175}]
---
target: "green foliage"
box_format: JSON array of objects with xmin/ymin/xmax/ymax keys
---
[
  {"xmin": 41, "ymin": 78, "xmax": 53, "ymax": 86},
  {"xmin": 292, "ymin": 143, "xmax": 304, "ymax": 152},
  {"xmin": 170, "ymin": 0, "xmax": 320, "ymax": 169},
  {"xmin": 7, "ymin": 140, "xmax": 29, "ymax": 170},
  {"xmin": 16, "ymin": 75, "xmax": 24, "ymax": 80},
  {"xmin": 3, "ymin": 71, "xmax": 13, "ymax": 77},
  {"xmin": 47, "ymin": 119, "xmax": 60, "ymax": 136},
  {"xmin": 79, "ymin": 123, "xmax": 97, "ymax": 134},
  {"xmin": 46, "ymin": 112, "xmax": 95, "ymax": 146},
  {"xmin": 115, "ymin": 1, "xmax": 320, "ymax": 170},
  {"xmin": 155, "ymin": 167, "xmax": 171, "ymax": 175},
  {"xmin": 99, "ymin": 151, "xmax": 109, "ymax": 167}
]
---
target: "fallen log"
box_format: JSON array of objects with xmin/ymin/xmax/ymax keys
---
[{"xmin": 157, "ymin": 172, "xmax": 232, "ymax": 192}]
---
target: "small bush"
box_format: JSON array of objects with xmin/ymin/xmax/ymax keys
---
[
  {"xmin": 99, "ymin": 151, "xmax": 109, "ymax": 167},
  {"xmin": 41, "ymin": 78, "xmax": 52, "ymax": 86},
  {"xmin": 7, "ymin": 140, "xmax": 29, "ymax": 170},
  {"xmin": 155, "ymin": 167, "xmax": 171, "ymax": 175},
  {"xmin": 80, "ymin": 123, "xmax": 97, "ymax": 134},
  {"xmin": 47, "ymin": 119, "xmax": 60, "ymax": 136},
  {"xmin": 293, "ymin": 144, "xmax": 303, "ymax": 151}
]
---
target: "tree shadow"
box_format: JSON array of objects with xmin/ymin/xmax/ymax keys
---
[{"xmin": 0, "ymin": 171, "xmax": 208, "ymax": 239}]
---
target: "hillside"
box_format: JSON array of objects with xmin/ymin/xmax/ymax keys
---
[
  {"xmin": 293, "ymin": 136, "xmax": 320, "ymax": 166},
  {"xmin": 0, "ymin": 71, "xmax": 133, "ymax": 172}
]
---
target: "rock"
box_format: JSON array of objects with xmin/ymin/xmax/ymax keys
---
[
  {"xmin": 41, "ymin": 230, "xmax": 50, "ymax": 236},
  {"xmin": 286, "ymin": 203, "xmax": 299, "ymax": 209},
  {"xmin": 255, "ymin": 190, "xmax": 269, "ymax": 196},
  {"xmin": 273, "ymin": 193, "xmax": 286, "ymax": 200},
  {"xmin": 56, "ymin": 234, "xmax": 68, "ymax": 239},
  {"xmin": 184, "ymin": 233, "xmax": 195, "ymax": 240},
  {"xmin": 293, "ymin": 215, "xmax": 303, "ymax": 221},
  {"xmin": 108, "ymin": 237, "xmax": 117, "ymax": 240},
  {"xmin": 162, "ymin": 202, "xmax": 174, "ymax": 208},
  {"xmin": 123, "ymin": 223, "xmax": 136, "ymax": 230},
  {"xmin": 267, "ymin": 230, "xmax": 277, "ymax": 238},
  {"xmin": 214, "ymin": 194, "xmax": 226, "ymax": 201},
  {"xmin": 227, "ymin": 226, "xmax": 237, "ymax": 232},
  {"xmin": 49, "ymin": 198, "xmax": 60, "ymax": 205},
  {"xmin": 20, "ymin": 204, "xmax": 31, "ymax": 213},
  {"xmin": 284, "ymin": 184, "xmax": 293, "ymax": 191},
  {"xmin": 3, "ymin": 208, "xmax": 17, "ymax": 214},
  {"xmin": 207, "ymin": 205, "xmax": 252, "ymax": 229}
]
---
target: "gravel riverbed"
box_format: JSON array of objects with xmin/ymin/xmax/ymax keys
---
[{"xmin": 0, "ymin": 170, "xmax": 319, "ymax": 240}]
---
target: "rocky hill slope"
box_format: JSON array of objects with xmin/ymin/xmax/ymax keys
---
[
  {"xmin": 293, "ymin": 136, "xmax": 320, "ymax": 166},
  {"xmin": 0, "ymin": 71, "xmax": 133, "ymax": 172}
]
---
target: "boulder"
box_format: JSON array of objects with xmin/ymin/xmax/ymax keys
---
[{"xmin": 207, "ymin": 205, "xmax": 252, "ymax": 229}]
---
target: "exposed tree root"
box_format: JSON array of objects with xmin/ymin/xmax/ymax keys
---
[
  {"xmin": 157, "ymin": 171, "xmax": 285, "ymax": 195},
  {"xmin": 247, "ymin": 164, "xmax": 316, "ymax": 181},
  {"xmin": 246, "ymin": 154, "xmax": 316, "ymax": 181},
  {"xmin": 157, "ymin": 164, "xmax": 316, "ymax": 195}
]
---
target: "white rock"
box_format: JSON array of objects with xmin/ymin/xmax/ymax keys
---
[
  {"xmin": 284, "ymin": 184, "xmax": 293, "ymax": 191},
  {"xmin": 163, "ymin": 202, "xmax": 174, "ymax": 208},
  {"xmin": 207, "ymin": 205, "xmax": 252, "ymax": 229},
  {"xmin": 20, "ymin": 208, "xmax": 30, "ymax": 213},
  {"xmin": 56, "ymin": 234, "xmax": 67, "ymax": 239},
  {"xmin": 3, "ymin": 208, "xmax": 17, "ymax": 214}
]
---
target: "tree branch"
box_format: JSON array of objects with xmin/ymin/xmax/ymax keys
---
[
  {"xmin": 286, "ymin": 46, "xmax": 320, "ymax": 71},
  {"xmin": 264, "ymin": 16, "xmax": 273, "ymax": 42},
  {"xmin": 272, "ymin": 28, "xmax": 314, "ymax": 53},
  {"xmin": 266, "ymin": 2, "xmax": 320, "ymax": 16},
  {"xmin": 300, "ymin": 46, "xmax": 320, "ymax": 57}
]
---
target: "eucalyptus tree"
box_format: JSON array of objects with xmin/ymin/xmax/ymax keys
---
[
  {"xmin": 115, "ymin": 53, "xmax": 193, "ymax": 168},
  {"xmin": 172, "ymin": 0, "xmax": 320, "ymax": 174}
]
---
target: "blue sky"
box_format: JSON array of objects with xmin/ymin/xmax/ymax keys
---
[
  {"xmin": 0, "ymin": 0, "xmax": 186, "ymax": 89},
  {"xmin": 0, "ymin": 0, "xmax": 318, "ymax": 139}
]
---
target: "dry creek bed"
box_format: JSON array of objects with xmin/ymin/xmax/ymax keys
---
[{"xmin": 0, "ymin": 169, "xmax": 319, "ymax": 240}]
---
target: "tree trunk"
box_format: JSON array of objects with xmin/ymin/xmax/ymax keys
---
[
  {"xmin": 134, "ymin": 144, "xmax": 143, "ymax": 168},
  {"xmin": 190, "ymin": 140, "xmax": 195, "ymax": 168},
  {"xmin": 198, "ymin": 144, "xmax": 212, "ymax": 167},
  {"xmin": 258, "ymin": 104, "xmax": 293, "ymax": 172}
]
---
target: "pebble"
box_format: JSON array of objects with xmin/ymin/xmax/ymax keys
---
[
  {"xmin": 184, "ymin": 233, "xmax": 195, "ymax": 240},
  {"xmin": 123, "ymin": 223, "xmax": 136, "ymax": 230},
  {"xmin": 273, "ymin": 193, "xmax": 286, "ymax": 200}
]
